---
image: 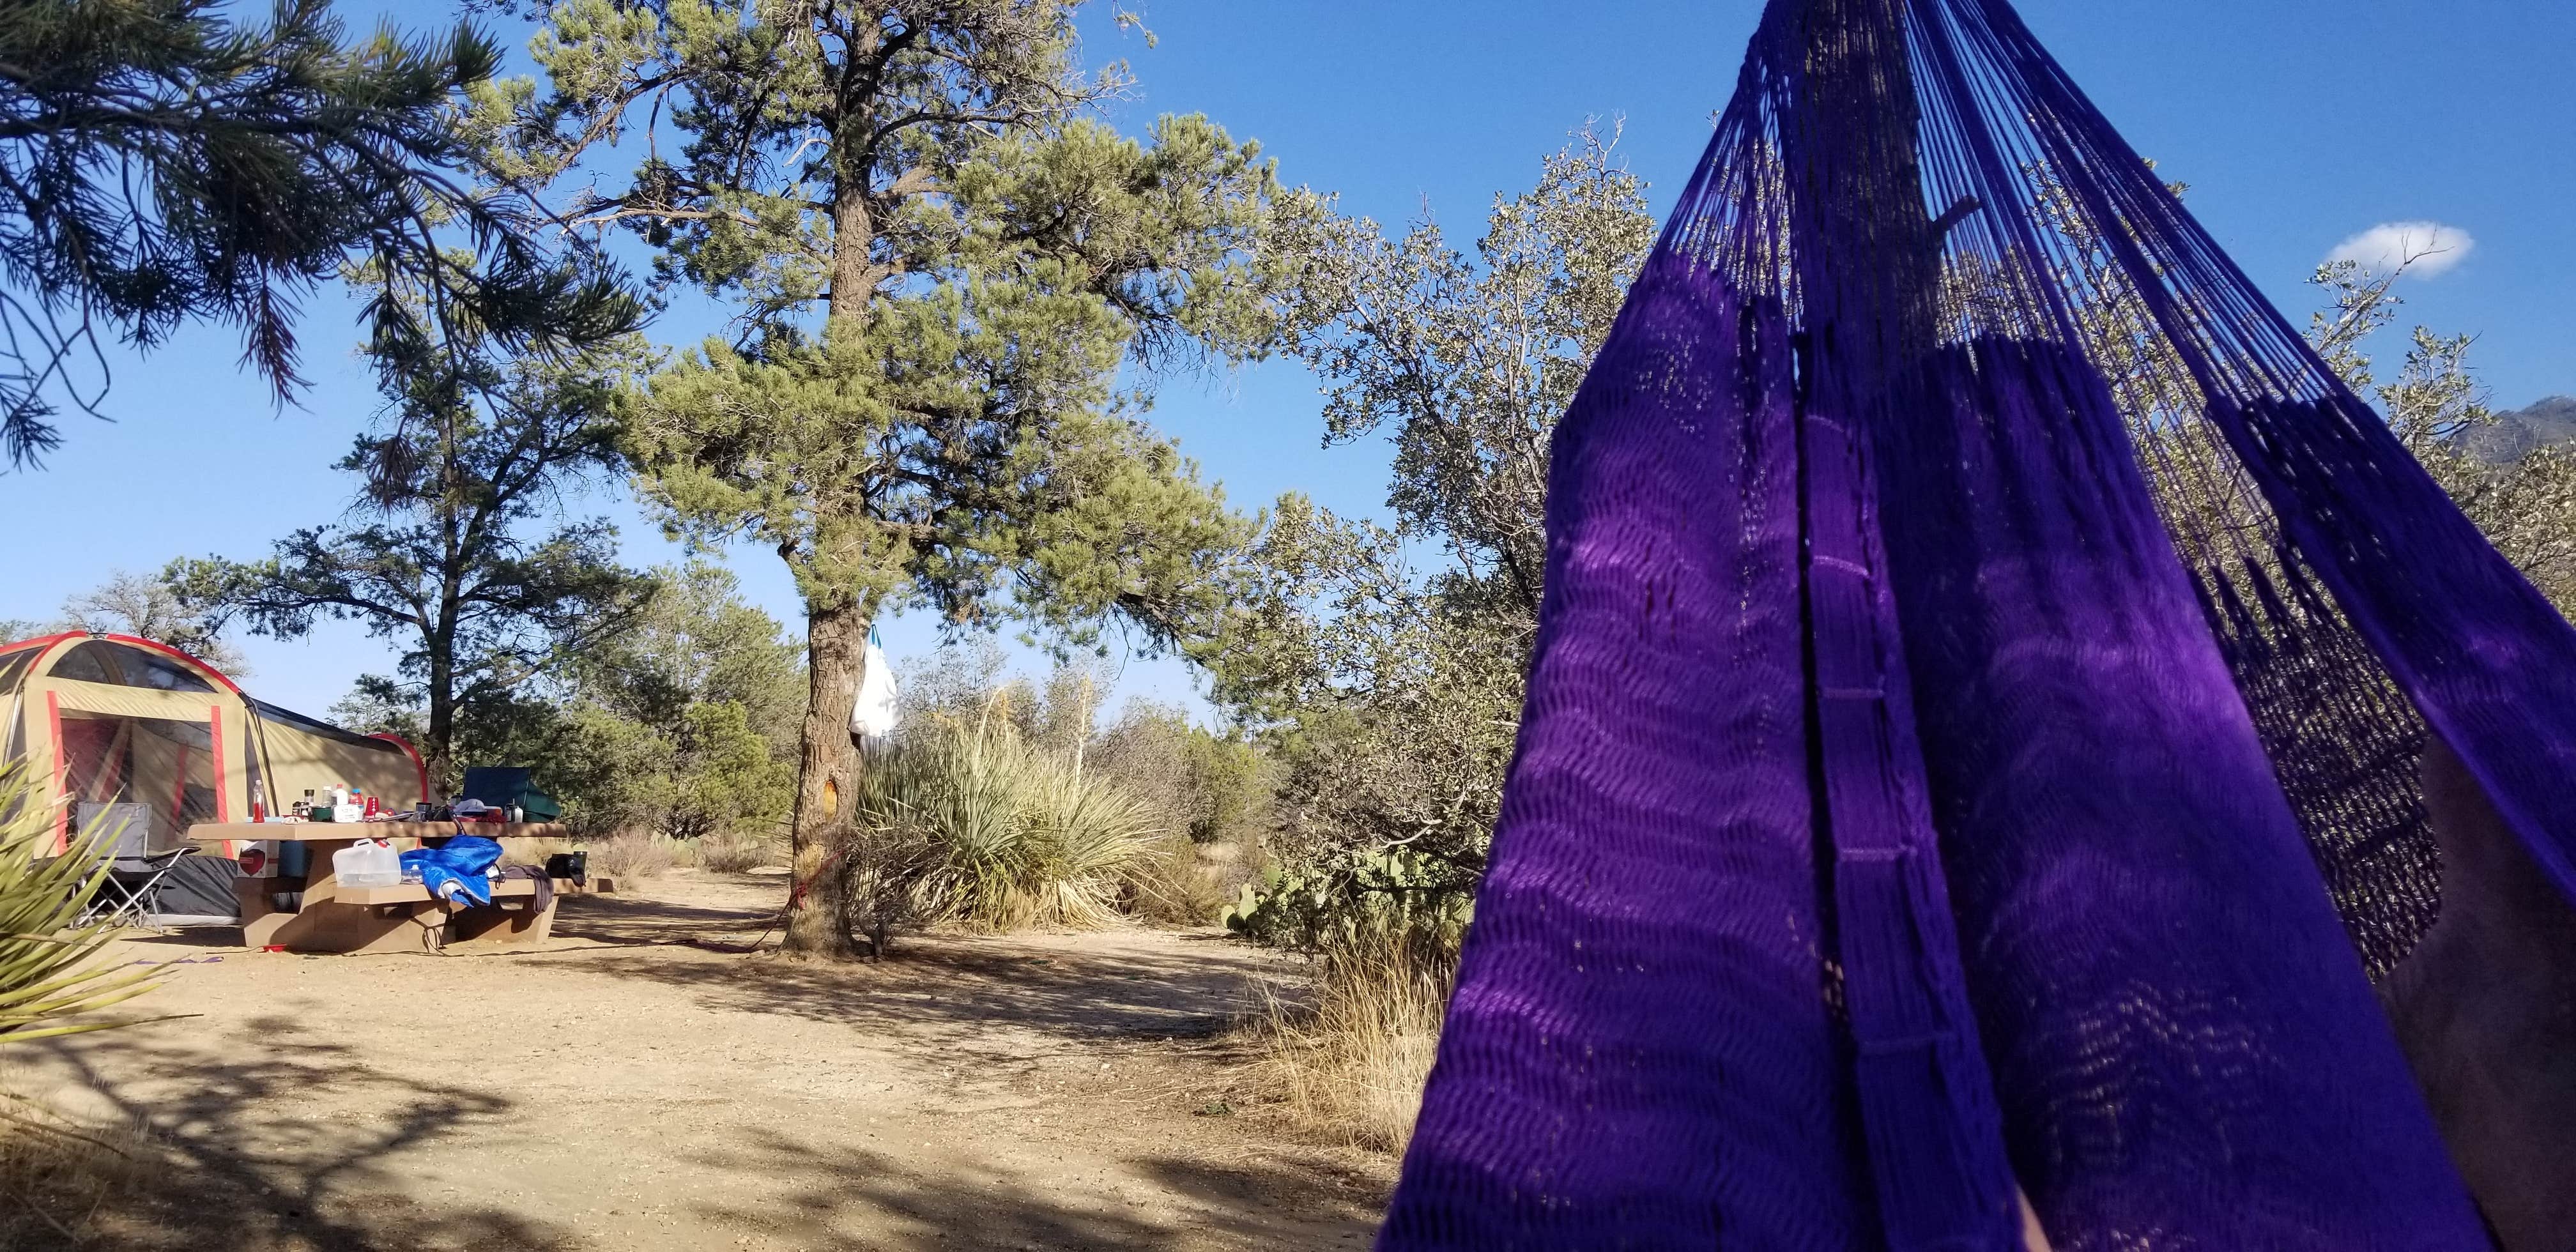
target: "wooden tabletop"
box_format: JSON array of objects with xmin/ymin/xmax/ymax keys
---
[{"xmin": 186, "ymin": 822, "xmax": 572, "ymax": 843}]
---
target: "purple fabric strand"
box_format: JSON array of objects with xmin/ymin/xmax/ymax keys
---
[
  {"xmin": 1381, "ymin": 0, "xmax": 2574, "ymax": 1247},
  {"xmin": 2208, "ymin": 393, "xmax": 2576, "ymax": 903},
  {"xmin": 1868, "ymin": 342, "xmax": 2484, "ymax": 1246},
  {"xmin": 1384, "ymin": 257, "xmax": 1876, "ymax": 1249}
]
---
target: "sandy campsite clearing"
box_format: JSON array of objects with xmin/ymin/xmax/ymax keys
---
[{"xmin": 9, "ymin": 872, "xmax": 1394, "ymax": 1251}]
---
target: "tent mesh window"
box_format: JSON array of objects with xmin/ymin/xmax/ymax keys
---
[
  {"xmin": 1380, "ymin": 0, "xmax": 2576, "ymax": 1248},
  {"xmin": 59, "ymin": 714, "xmax": 220, "ymax": 848},
  {"xmin": 50, "ymin": 641, "xmax": 220, "ymax": 692},
  {"xmin": 0, "ymin": 648, "xmax": 36, "ymax": 693}
]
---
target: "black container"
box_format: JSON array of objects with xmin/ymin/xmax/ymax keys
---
[{"xmin": 544, "ymin": 851, "xmax": 587, "ymax": 886}]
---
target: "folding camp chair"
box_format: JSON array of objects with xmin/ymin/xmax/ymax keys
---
[
  {"xmin": 72, "ymin": 805, "xmax": 195, "ymax": 931},
  {"xmin": 84, "ymin": 848, "xmax": 199, "ymax": 931}
]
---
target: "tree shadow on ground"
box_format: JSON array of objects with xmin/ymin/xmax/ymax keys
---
[
  {"xmin": 687, "ymin": 1126, "xmax": 1381, "ymax": 1251},
  {"xmin": 2, "ymin": 1017, "xmax": 578, "ymax": 1252},
  {"xmin": 584, "ymin": 929, "xmax": 1284, "ymax": 1053},
  {"xmin": 551, "ymin": 894, "xmax": 1300, "ymax": 1058},
  {"xmin": 548, "ymin": 890, "xmax": 777, "ymax": 949}
]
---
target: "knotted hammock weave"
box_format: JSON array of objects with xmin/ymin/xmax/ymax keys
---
[{"xmin": 1379, "ymin": 0, "xmax": 2576, "ymax": 1248}]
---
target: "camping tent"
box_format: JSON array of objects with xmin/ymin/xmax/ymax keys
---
[{"xmin": 0, "ymin": 632, "xmax": 426, "ymax": 852}]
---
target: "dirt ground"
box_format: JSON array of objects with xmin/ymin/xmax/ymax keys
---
[{"xmin": 8, "ymin": 871, "xmax": 1394, "ymax": 1251}]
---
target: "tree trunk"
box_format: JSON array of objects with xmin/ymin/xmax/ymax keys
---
[
  {"xmin": 783, "ymin": 600, "xmax": 870, "ymax": 954},
  {"xmin": 774, "ymin": 168, "xmax": 884, "ymax": 956},
  {"xmin": 425, "ymin": 646, "xmax": 456, "ymax": 800}
]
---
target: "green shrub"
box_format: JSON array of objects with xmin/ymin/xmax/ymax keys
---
[
  {"xmin": 1090, "ymin": 703, "xmax": 1273, "ymax": 846},
  {"xmin": 1228, "ymin": 848, "xmax": 1464, "ymax": 1155},
  {"xmin": 1120, "ymin": 832, "xmax": 1233, "ymax": 928},
  {"xmin": 1223, "ymin": 848, "xmax": 1471, "ymax": 973}
]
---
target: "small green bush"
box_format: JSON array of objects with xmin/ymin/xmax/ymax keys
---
[
  {"xmin": 1120, "ymin": 831, "xmax": 1232, "ymax": 928},
  {"xmin": 1223, "ymin": 848, "xmax": 1470, "ymax": 973}
]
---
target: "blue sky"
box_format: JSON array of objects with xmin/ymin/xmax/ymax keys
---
[{"xmin": 3, "ymin": 0, "xmax": 2568, "ymax": 721}]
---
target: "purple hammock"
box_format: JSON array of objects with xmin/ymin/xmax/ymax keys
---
[{"xmin": 1379, "ymin": 0, "xmax": 2576, "ymax": 1248}]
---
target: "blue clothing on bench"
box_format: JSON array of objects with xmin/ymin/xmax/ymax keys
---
[{"xmin": 400, "ymin": 836, "xmax": 503, "ymax": 906}]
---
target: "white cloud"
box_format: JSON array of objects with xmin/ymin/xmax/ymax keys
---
[{"xmin": 2326, "ymin": 220, "xmax": 2477, "ymax": 278}]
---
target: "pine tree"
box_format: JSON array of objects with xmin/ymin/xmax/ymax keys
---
[
  {"xmin": 479, "ymin": 1, "xmax": 1298, "ymax": 951},
  {"xmin": 174, "ymin": 278, "xmax": 656, "ymax": 790}
]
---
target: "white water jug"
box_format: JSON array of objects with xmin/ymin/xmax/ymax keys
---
[{"xmin": 333, "ymin": 838, "xmax": 402, "ymax": 887}]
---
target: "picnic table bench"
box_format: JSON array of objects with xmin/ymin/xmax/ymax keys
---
[{"xmin": 185, "ymin": 823, "xmax": 608, "ymax": 955}]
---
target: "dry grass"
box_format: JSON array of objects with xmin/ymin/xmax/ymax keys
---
[
  {"xmin": 696, "ymin": 830, "xmax": 781, "ymax": 874},
  {"xmin": 583, "ymin": 830, "xmax": 682, "ymax": 882},
  {"xmin": 1123, "ymin": 833, "xmax": 1234, "ymax": 928},
  {"xmin": 1248, "ymin": 936, "xmax": 1450, "ymax": 1155},
  {"xmin": 0, "ymin": 1090, "xmax": 152, "ymax": 1251},
  {"xmin": 498, "ymin": 836, "xmax": 580, "ymax": 868}
]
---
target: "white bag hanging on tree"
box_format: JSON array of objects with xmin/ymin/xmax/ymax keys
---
[{"xmin": 850, "ymin": 626, "xmax": 900, "ymax": 747}]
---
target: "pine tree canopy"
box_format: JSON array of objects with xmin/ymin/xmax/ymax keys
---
[{"xmin": 0, "ymin": 0, "xmax": 634, "ymax": 466}]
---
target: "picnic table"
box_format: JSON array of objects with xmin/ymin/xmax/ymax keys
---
[{"xmin": 185, "ymin": 823, "xmax": 604, "ymax": 955}]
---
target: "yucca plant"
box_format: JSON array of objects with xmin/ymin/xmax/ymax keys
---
[
  {"xmin": 0, "ymin": 765, "xmax": 164, "ymax": 1043},
  {"xmin": 1013, "ymin": 750, "xmax": 1158, "ymax": 930},
  {"xmin": 836, "ymin": 719, "xmax": 1162, "ymax": 947},
  {"xmin": 921, "ymin": 728, "xmax": 1039, "ymax": 928}
]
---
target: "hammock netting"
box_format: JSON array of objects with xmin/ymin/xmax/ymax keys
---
[{"xmin": 1380, "ymin": 0, "xmax": 2576, "ymax": 1248}]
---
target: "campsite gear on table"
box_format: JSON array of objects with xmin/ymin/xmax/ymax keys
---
[
  {"xmin": 1380, "ymin": 1, "xmax": 2576, "ymax": 1249},
  {"xmin": 459, "ymin": 767, "xmax": 562, "ymax": 823},
  {"xmin": 188, "ymin": 819, "xmax": 585, "ymax": 958},
  {"xmin": 401, "ymin": 836, "xmax": 505, "ymax": 907}
]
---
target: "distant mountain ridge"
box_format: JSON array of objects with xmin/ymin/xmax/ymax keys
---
[{"xmin": 2460, "ymin": 395, "xmax": 2576, "ymax": 464}]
